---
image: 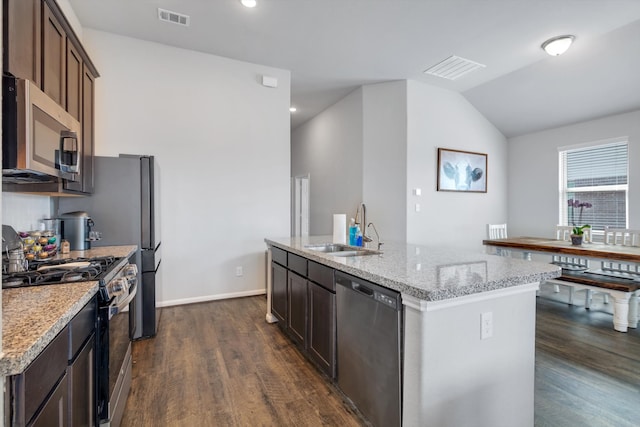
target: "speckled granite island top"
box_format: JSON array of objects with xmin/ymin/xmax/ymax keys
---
[
  {"xmin": 1, "ymin": 245, "xmax": 137, "ymax": 376},
  {"xmin": 265, "ymin": 236, "xmax": 561, "ymax": 301}
]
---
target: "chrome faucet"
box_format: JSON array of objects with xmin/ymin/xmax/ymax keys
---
[
  {"xmin": 360, "ymin": 203, "xmax": 373, "ymax": 243},
  {"xmin": 367, "ymin": 222, "xmax": 383, "ymax": 251}
]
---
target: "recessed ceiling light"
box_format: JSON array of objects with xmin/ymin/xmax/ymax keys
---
[
  {"xmin": 241, "ymin": 0, "xmax": 257, "ymax": 8},
  {"xmin": 541, "ymin": 35, "xmax": 575, "ymax": 56},
  {"xmin": 289, "ymin": 107, "xmax": 297, "ymax": 113}
]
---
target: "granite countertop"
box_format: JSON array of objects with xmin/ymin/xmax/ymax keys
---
[
  {"xmin": 53, "ymin": 245, "xmax": 138, "ymax": 261},
  {"xmin": 0, "ymin": 245, "xmax": 138, "ymax": 376},
  {"xmin": 1, "ymin": 282, "xmax": 98, "ymax": 376},
  {"xmin": 265, "ymin": 236, "xmax": 561, "ymax": 301}
]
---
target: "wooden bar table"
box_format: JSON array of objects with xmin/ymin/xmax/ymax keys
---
[
  {"xmin": 483, "ymin": 237, "xmax": 640, "ymax": 332},
  {"xmin": 482, "ymin": 236, "xmax": 640, "ymax": 263}
]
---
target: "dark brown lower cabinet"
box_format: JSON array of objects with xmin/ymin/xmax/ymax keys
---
[
  {"xmin": 69, "ymin": 334, "xmax": 95, "ymax": 426},
  {"xmin": 271, "ymin": 262, "xmax": 288, "ymax": 323},
  {"xmin": 30, "ymin": 373, "xmax": 69, "ymax": 427},
  {"xmin": 5, "ymin": 297, "xmax": 96, "ymax": 427},
  {"xmin": 287, "ymin": 271, "xmax": 308, "ymax": 347},
  {"xmin": 308, "ymin": 281, "xmax": 336, "ymax": 378},
  {"xmin": 270, "ymin": 250, "xmax": 336, "ymax": 379}
]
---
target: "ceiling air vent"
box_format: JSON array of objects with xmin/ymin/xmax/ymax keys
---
[
  {"xmin": 158, "ymin": 8, "xmax": 190, "ymax": 27},
  {"xmin": 424, "ymin": 55, "xmax": 485, "ymax": 80}
]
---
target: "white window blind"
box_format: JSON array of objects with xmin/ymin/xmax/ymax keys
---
[{"xmin": 559, "ymin": 140, "xmax": 628, "ymax": 232}]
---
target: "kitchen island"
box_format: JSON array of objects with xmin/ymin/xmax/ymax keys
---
[{"xmin": 265, "ymin": 236, "xmax": 561, "ymax": 427}]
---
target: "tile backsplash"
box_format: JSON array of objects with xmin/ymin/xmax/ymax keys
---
[{"xmin": 2, "ymin": 193, "xmax": 52, "ymax": 232}]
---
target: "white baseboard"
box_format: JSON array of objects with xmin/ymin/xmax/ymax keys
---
[{"xmin": 158, "ymin": 289, "xmax": 266, "ymax": 308}]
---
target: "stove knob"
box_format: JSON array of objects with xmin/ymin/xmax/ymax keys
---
[
  {"xmin": 112, "ymin": 278, "xmax": 125, "ymax": 293},
  {"xmin": 124, "ymin": 264, "xmax": 138, "ymax": 276}
]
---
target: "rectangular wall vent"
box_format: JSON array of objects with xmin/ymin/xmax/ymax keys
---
[
  {"xmin": 158, "ymin": 8, "xmax": 190, "ymax": 27},
  {"xmin": 424, "ymin": 55, "xmax": 485, "ymax": 80}
]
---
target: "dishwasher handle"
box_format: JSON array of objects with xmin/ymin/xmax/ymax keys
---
[
  {"xmin": 336, "ymin": 272, "xmax": 402, "ymax": 310},
  {"xmin": 336, "ymin": 277, "xmax": 375, "ymax": 298},
  {"xmin": 336, "ymin": 275, "xmax": 374, "ymax": 298},
  {"xmin": 353, "ymin": 283, "xmax": 374, "ymax": 297}
]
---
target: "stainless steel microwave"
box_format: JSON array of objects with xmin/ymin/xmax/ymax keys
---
[{"xmin": 2, "ymin": 76, "xmax": 81, "ymax": 183}]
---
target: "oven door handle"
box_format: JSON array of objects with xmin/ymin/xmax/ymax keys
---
[{"xmin": 114, "ymin": 282, "xmax": 138, "ymax": 313}]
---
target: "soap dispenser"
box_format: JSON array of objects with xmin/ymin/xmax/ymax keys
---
[
  {"xmin": 355, "ymin": 223, "xmax": 363, "ymax": 247},
  {"xmin": 349, "ymin": 218, "xmax": 358, "ymax": 246}
]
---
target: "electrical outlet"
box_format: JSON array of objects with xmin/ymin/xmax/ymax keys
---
[
  {"xmin": 481, "ymin": 312, "xmax": 493, "ymax": 340},
  {"xmin": 236, "ymin": 266, "xmax": 243, "ymax": 277},
  {"xmin": 415, "ymin": 203, "xmax": 421, "ymax": 212}
]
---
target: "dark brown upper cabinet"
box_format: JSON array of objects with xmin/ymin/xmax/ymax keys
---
[
  {"xmin": 65, "ymin": 64, "xmax": 95, "ymax": 193},
  {"xmin": 3, "ymin": 0, "xmax": 100, "ymax": 195},
  {"xmin": 66, "ymin": 41, "xmax": 82, "ymax": 121},
  {"xmin": 3, "ymin": 0, "xmax": 42, "ymax": 85},
  {"xmin": 42, "ymin": 1, "xmax": 66, "ymax": 106}
]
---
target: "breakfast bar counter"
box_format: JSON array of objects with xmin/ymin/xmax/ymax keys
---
[{"xmin": 266, "ymin": 236, "xmax": 561, "ymax": 301}]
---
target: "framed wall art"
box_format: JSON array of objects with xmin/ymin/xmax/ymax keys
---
[{"xmin": 437, "ymin": 148, "xmax": 487, "ymax": 193}]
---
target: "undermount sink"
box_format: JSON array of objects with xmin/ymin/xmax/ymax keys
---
[{"xmin": 305, "ymin": 243, "xmax": 381, "ymax": 257}]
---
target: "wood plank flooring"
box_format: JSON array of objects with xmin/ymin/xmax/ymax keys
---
[
  {"xmin": 121, "ymin": 296, "xmax": 364, "ymax": 426},
  {"xmin": 535, "ymin": 289, "xmax": 640, "ymax": 427},
  {"xmin": 121, "ymin": 294, "xmax": 640, "ymax": 427}
]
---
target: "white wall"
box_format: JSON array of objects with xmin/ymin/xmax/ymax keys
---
[
  {"xmin": 508, "ymin": 109, "xmax": 640, "ymax": 237},
  {"xmin": 362, "ymin": 81, "xmax": 407, "ymax": 242},
  {"xmin": 82, "ymin": 30, "xmax": 291, "ymax": 305},
  {"xmin": 407, "ymin": 80, "xmax": 508, "ymax": 249},
  {"xmin": 291, "ymin": 88, "xmax": 364, "ymax": 235},
  {"xmin": 1, "ymin": 193, "xmax": 51, "ymax": 232},
  {"xmin": 291, "ymin": 79, "xmax": 508, "ymax": 248}
]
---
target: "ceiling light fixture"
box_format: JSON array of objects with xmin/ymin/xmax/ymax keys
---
[
  {"xmin": 289, "ymin": 107, "xmax": 297, "ymax": 113},
  {"xmin": 541, "ymin": 35, "xmax": 575, "ymax": 56},
  {"xmin": 241, "ymin": 0, "xmax": 257, "ymax": 8}
]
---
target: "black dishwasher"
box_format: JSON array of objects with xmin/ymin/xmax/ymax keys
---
[{"xmin": 335, "ymin": 271, "xmax": 402, "ymax": 427}]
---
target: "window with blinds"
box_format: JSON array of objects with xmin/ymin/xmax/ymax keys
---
[{"xmin": 559, "ymin": 139, "xmax": 628, "ymax": 233}]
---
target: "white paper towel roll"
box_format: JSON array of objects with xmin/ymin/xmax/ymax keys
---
[{"xmin": 333, "ymin": 214, "xmax": 347, "ymax": 244}]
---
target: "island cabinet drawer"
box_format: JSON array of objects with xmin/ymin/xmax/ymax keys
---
[
  {"xmin": 309, "ymin": 261, "xmax": 335, "ymax": 292},
  {"xmin": 288, "ymin": 253, "xmax": 308, "ymax": 277},
  {"xmin": 271, "ymin": 246, "xmax": 287, "ymax": 266}
]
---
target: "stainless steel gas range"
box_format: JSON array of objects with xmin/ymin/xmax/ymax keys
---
[{"xmin": 2, "ymin": 254, "xmax": 138, "ymax": 427}]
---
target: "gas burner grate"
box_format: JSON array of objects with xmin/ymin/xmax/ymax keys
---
[{"xmin": 2, "ymin": 256, "xmax": 121, "ymax": 289}]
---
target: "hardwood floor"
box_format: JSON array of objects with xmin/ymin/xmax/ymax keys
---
[
  {"xmin": 121, "ymin": 293, "xmax": 639, "ymax": 426},
  {"xmin": 535, "ymin": 288, "xmax": 640, "ymax": 427},
  {"xmin": 121, "ymin": 296, "xmax": 364, "ymax": 426}
]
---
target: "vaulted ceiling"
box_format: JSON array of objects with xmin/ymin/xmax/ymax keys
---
[{"xmin": 69, "ymin": 0, "xmax": 640, "ymax": 137}]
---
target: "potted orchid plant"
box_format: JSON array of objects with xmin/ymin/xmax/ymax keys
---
[{"xmin": 568, "ymin": 199, "xmax": 592, "ymax": 245}]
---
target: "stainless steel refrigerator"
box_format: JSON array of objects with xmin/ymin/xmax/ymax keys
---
[{"xmin": 59, "ymin": 154, "xmax": 162, "ymax": 339}]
